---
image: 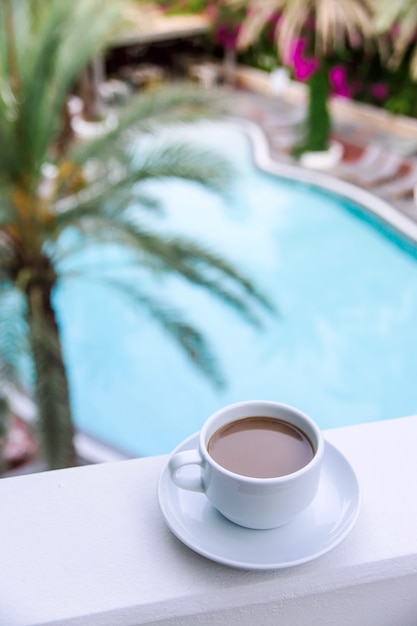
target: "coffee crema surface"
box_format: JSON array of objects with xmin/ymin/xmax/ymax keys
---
[{"xmin": 208, "ymin": 416, "xmax": 314, "ymax": 478}]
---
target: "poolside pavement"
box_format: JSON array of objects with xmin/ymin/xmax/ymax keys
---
[
  {"xmin": 222, "ymin": 70, "xmax": 417, "ymax": 226},
  {"xmin": 104, "ymin": 10, "xmax": 417, "ymax": 224}
]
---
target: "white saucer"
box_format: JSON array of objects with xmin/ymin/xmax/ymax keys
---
[{"xmin": 158, "ymin": 434, "xmax": 360, "ymax": 570}]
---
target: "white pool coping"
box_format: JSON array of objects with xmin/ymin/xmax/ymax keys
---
[
  {"xmin": 1, "ymin": 414, "xmax": 417, "ymax": 625},
  {"xmin": 228, "ymin": 117, "xmax": 417, "ymax": 244}
]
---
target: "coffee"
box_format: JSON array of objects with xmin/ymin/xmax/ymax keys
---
[
  {"xmin": 208, "ymin": 416, "xmax": 314, "ymax": 478},
  {"xmin": 169, "ymin": 401, "xmax": 324, "ymax": 528}
]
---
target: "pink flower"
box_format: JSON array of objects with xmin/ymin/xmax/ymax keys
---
[
  {"xmin": 214, "ymin": 23, "xmax": 241, "ymax": 49},
  {"xmin": 370, "ymin": 83, "xmax": 389, "ymax": 101},
  {"xmin": 329, "ymin": 65, "xmax": 351, "ymax": 98},
  {"xmin": 205, "ymin": 5, "xmax": 217, "ymax": 20},
  {"xmin": 390, "ymin": 24, "xmax": 401, "ymax": 38},
  {"xmin": 282, "ymin": 38, "xmax": 319, "ymax": 81}
]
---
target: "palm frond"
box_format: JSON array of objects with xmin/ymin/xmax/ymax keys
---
[
  {"xmin": 88, "ymin": 276, "xmax": 225, "ymax": 386},
  {"xmin": 0, "ymin": 0, "xmax": 128, "ymax": 185},
  {"xmin": 0, "ymin": 85, "xmax": 20, "ymax": 184},
  {"xmin": 373, "ymin": 0, "xmax": 413, "ymax": 32},
  {"xmin": 276, "ymin": 0, "xmax": 310, "ymax": 57},
  {"xmin": 52, "ymin": 140, "xmax": 234, "ymax": 219},
  {"xmin": 235, "ymin": 0, "xmax": 281, "ymax": 51},
  {"xmin": 55, "ymin": 212, "xmax": 274, "ymax": 322},
  {"xmin": 315, "ymin": 0, "xmax": 375, "ymax": 53},
  {"xmin": 374, "ymin": 0, "xmax": 417, "ymax": 78},
  {"xmin": 237, "ymin": 0, "xmax": 376, "ymax": 56},
  {"xmin": 130, "ymin": 140, "xmax": 235, "ymax": 189}
]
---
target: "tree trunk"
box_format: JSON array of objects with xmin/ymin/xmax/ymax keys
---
[
  {"xmin": 0, "ymin": 396, "xmax": 11, "ymax": 475},
  {"xmin": 77, "ymin": 64, "xmax": 103, "ymax": 122},
  {"xmin": 294, "ymin": 60, "xmax": 331, "ymax": 157},
  {"xmin": 26, "ymin": 277, "xmax": 76, "ymax": 470},
  {"xmin": 223, "ymin": 47, "xmax": 236, "ymax": 86}
]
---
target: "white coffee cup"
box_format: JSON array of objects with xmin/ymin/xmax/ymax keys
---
[{"xmin": 168, "ymin": 400, "xmax": 325, "ymax": 529}]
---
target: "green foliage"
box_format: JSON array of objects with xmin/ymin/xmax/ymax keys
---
[
  {"xmin": 293, "ymin": 62, "xmax": 331, "ymax": 156},
  {"xmin": 154, "ymin": 0, "xmax": 207, "ymax": 15},
  {"xmin": 235, "ymin": 11, "xmax": 279, "ymax": 71},
  {"xmin": 374, "ymin": 0, "xmax": 417, "ymax": 80},
  {"xmin": 0, "ymin": 0, "xmax": 126, "ymax": 185},
  {"xmin": 375, "ymin": 46, "xmax": 417, "ymax": 117}
]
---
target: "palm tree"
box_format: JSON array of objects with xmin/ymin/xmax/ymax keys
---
[
  {"xmin": 0, "ymin": 394, "xmax": 11, "ymax": 474},
  {"xmin": 0, "ymin": 0, "xmax": 272, "ymax": 471},
  {"xmin": 374, "ymin": 0, "xmax": 417, "ymax": 79},
  {"xmin": 234, "ymin": 0, "xmax": 376, "ymax": 155}
]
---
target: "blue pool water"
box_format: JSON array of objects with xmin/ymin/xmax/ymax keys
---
[{"xmin": 55, "ymin": 121, "xmax": 417, "ymax": 456}]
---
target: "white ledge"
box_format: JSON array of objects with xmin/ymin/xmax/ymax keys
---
[{"xmin": 1, "ymin": 415, "xmax": 417, "ymax": 626}]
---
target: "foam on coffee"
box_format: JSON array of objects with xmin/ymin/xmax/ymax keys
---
[{"xmin": 208, "ymin": 416, "xmax": 314, "ymax": 478}]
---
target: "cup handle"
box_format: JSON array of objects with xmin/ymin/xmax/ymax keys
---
[{"xmin": 168, "ymin": 449, "xmax": 204, "ymax": 492}]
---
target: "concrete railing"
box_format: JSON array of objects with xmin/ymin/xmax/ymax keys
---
[{"xmin": 1, "ymin": 415, "xmax": 417, "ymax": 625}]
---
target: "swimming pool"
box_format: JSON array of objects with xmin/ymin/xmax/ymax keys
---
[{"xmin": 55, "ymin": 121, "xmax": 417, "ymax": 457}]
